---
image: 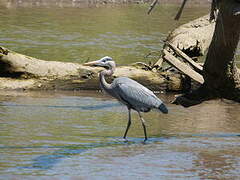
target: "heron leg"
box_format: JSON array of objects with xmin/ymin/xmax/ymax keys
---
[
  {"xmin": 138, "ymin": 112, "xmax": 148, "ymax": 142},
  {"xmin": 123, "ymin": 108, "xmax": 131, "ymax": 141}
]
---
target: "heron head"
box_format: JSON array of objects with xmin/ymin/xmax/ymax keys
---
[{"xmin": 83, "ymin": 56, "xmax": 115, "ymax": 69}]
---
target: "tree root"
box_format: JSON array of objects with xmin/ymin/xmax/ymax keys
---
[{"xmin": 172, "ymin": 85, "xmax": 215, "ymax": 107}]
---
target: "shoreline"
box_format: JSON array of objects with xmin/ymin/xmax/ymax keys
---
[{"xmin": 0, "ymin": 0, "xmax": 211, "ymax": 8}]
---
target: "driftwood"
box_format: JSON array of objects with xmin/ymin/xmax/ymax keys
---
[
  {"xmin": 166, "ymin": 42, "xmax": 203, "ymax": 72},
  {"xmin": 163, "ymin": 50, "xmax": 204, "ymax": 84},
  {"xmin": 162, "ymin": 42, "xmax": 204, "ymax": 86},
  {"xmin": 152, "ymin": 14, "xmax": 215, "ymax": 89},
  {"xmin": 153, "ymin": 14, "xmax": 215, "ymax": 79},
  {"xmin": 0, "ymin": 47, "xmax": 181, "ymax": 91}
]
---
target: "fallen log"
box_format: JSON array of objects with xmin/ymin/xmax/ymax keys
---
[
  {"xmin": 0, "ymin": 46, "xmax": 182, "ymax": 91},
  {"xmin": 166, "ymin": 42, "xmax": 203, "ymax": 72},
  {"xmin": 163, "ymin": 49, "xmax": 204, "ymax": 84},
  {"xmin": 151, "ymin": 14, "xmax": 215, "ymax": 90},
  {"xmin": 154, "ymin": 14, "xmax": 215, "ymax": 69}
]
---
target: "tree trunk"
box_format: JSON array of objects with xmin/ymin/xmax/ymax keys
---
[
  {"xmin": 203, "ymin": 0, "xmax": 240, "ymax": 100},
  {"xmin": 173, "ymin": 0, "xmax": 240, "ymax": 107}
]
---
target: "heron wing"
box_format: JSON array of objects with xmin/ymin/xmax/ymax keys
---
[{"xmin": 112, "ymin": 77, "xmax": 162, "ymax": 110}]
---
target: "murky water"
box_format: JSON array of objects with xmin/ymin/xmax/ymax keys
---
[
  {"xmin": 0, "ymin": 4, "xmax": 240, "ymax": 179},
  {"xmin": 0, "ymin": 91, "xmax": 240, "ymax": 179},
  {"xmin": 0, "ymin": 4, "xmax": 213, "ymax": 64}
]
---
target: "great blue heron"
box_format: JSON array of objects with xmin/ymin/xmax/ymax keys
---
[{"xmin": 84, "ymin": 56, "xmax": 168, "ymax": 142}]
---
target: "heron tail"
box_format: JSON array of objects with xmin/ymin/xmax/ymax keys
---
[{"xmin": 158, "ymin": 103, "xmax": 168, "ymax": 114}]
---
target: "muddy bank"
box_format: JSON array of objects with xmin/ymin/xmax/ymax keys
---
[{"xmin": 0, "ymin": 0, "xmax": 210, "ymax": 8}]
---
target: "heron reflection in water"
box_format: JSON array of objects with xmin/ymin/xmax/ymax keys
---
[{"xmin": 84, "ymin": 56, "xmax": 168, "ymax": 142}]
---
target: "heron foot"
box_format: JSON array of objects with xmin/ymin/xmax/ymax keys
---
[{"xmin": 141, "ymin": 140, "xmax": 148, "ymax": 144}]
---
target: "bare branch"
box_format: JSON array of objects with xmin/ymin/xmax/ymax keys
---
[
  {"xmin": 210, "ymin": 0, "xmax": 217, "ymax": 21},
  {"xmin": 147, "ymin": 0, "xmax": 158, "ymax": 15},
  {"xmin": 166, "ymin": 42, "xmax": 203, "ymax": 72},
  {"xmin": 174, "ymin": 0, "xmax": 188, "ymax": 20}
]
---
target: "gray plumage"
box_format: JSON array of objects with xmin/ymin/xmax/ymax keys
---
[
  {"xmin": 84, "ymin": 56, "xmax": 168, "ymax": 141},
  {"xmin": 110, "ymin": 77, "xmax": 166, "ymax": 113}
]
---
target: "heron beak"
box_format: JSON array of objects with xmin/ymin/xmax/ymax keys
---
[{"xmin": 83, "ymin": 60, "xmax": 100, "ymax": 66}]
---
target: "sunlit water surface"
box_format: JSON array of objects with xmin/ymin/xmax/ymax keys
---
[
  {"xmin": 0, "ymin": 91, "xmax": 240, "ymax": 179},
  {"xmin": 0, "ymin": 4, "xmax": 240, "ymax": 179}
]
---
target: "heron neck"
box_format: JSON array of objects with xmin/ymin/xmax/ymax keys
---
[{"xmin": 99, "ymin": 69, "xmax": 114, "ymax": 92}]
